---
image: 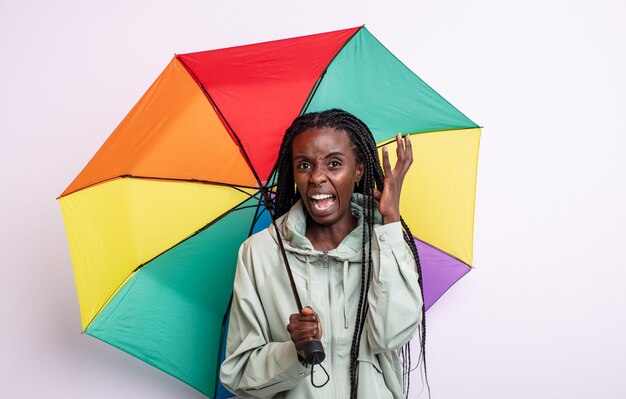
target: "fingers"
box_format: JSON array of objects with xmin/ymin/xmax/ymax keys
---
[
  {"xmin": 381, "ymin": 133, "xmax": 413, "ymax": 177},
  {"xmin": 398, "ymin": 133, "xmax": 414, "ymax": 168},
  {"xmin": 291, "ymin": 328, "xmax": 320, "ymax": 353},
  {"xmin": 377, "ymin": 134, "xmax": 413, "ymax": 224},
  {"xmin": 288, "ymin": 312, "xmax": 318, "ymax": 325},
  {"xmin": 382, "ymin": 146, "xmax": 392, "ymax": 176},
  {"xmin": 303, "ymin": 307, "xmax": 322, "ymax": 339},
  {"xmin": 393, "ymin": 133, "xmax": 413, "ymax": 175},
  {"xmin": 287, "ymin": 320, "xmax": 319, "ymax": 336},
  {"xmin": 402, "ymin": 133, "xmax": 413, "ymax": 174},
  {"xmin": 291, "ymin": 325, "xmax": 320, "ymax": 341},
  {"xmin": 395, "ymin": 133, "xmax": 405, "ymax": 163},
  {"xmin": 287, "ymin": 308, "xmax": 323, "ymax": 352}
]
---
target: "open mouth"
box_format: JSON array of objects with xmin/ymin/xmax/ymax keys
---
[{"xmin": 310, "ymin": 193, "xmax": 336, "ymax": 211}]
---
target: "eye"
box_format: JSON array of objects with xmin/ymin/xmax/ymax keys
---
[
  {"xmin": 297, "ymin": 161, "xmax": 311, "ymax": 170},
  {"xmin": 329, "ymin": 160, "xmax": 342, "ymax": 169}
]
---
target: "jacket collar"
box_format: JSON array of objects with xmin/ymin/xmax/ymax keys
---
[{"xmin": 270, "ymin": 193, "xmax": 381, "ymax": 261}]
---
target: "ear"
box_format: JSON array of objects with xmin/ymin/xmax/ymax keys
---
[{"xmin": 355, "ymin": 162, "xmax": 364, "ymax": 184}]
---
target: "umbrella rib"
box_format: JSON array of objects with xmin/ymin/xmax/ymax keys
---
[
  {"xmin": 175, "ymin": 60, "xmax": 293, "ymax": 306},
  {"xmin": 261, "ymin": 26, "xmax": 362, "ymax": 184},
  {"xmin": 176, "ymin": 55, "xmax": 267, "ymax": 192},
  {"xmin": 299, "ymin": 71, "xmax": 325, "ymax": 116},
  {"xmin": 59, "ymin": 174, "xmax": 260, "ymax": 199},
  {"xmin": 364, "ymin": 28, "xmax": 479, "ymax": 128},
  {"xmin": 375, "ymin": 127, "xmax": 481, "ymax": 148},
  {"xmin": 122, "ymin": 175, "xmax": 259, "ymax": 194},
  {"xmin": 229, "ymin": 204, "xmax": 263, "ymax": 212},
  {"xmin": 414, "ymin": 236, "xmax": 472, "ymax": 269},
  {"xmin": 300, "ymin": 25, "xmax": 362, "ymax": 116},
  {"xmin": 130, "ymin": 196, "xmax": 259, "ymax": 273},
  {"xmin": 247, "ymin": 198, "xmax": 267, "ymax": 237},
  {"xmin": 83, "ymin": 195, "xmax": 257, "ymax": 331}
]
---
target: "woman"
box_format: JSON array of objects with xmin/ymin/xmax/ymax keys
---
[{"xmin": 220, "ymin": 109, "xmax": 424, "ymax": 399}]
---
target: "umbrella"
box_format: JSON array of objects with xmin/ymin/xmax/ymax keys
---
[{"xmin": 59, "ymin": 26, "xmax": 480, "ymax": 398}]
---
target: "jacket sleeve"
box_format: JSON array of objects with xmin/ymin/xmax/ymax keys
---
[
  {"xmin": 219, "ymin": 241, "xmax": 311, "ymax": 399},
  {"xmin": 365, "ymin": 221, "xmax": 423, "ymax": 353}
]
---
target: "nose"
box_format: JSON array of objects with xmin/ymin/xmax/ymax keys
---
[{"xmin": 309, "ymin": 167, "xmax": 327, "ymax": 187}]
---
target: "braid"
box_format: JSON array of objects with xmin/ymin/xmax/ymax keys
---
[
  {"xmin": 273, "ymin": 109, "xmax": 426, "ymax": 399},
  {"xmin": 274, "ymin": 113, "xmax": 321, "ymax": 217},
  {"xmin": 401, "ymin": 217, "xmax": 428, "ymax": 397}
]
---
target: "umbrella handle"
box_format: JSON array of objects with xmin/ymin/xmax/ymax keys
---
[
  {"xmin": 304, "ymin": 339, "xmax": 329, "ymax": 388},
  {"xmin": 303, "ymin": 339, "xmax": 325, "ymax": 365}
]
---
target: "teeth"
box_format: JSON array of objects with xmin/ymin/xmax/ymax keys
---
[
  {"xmin": 313, "ymin": 198, "xmax": 335, "ymax": 211},
  {"xmin": 311, "ymin": 194, "xmax": 334, "ymax": 200}
]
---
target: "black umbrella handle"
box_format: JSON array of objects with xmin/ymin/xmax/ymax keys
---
[{"xmin": 303, "ymin": 339, "xmax": 325, "ymax": 365}]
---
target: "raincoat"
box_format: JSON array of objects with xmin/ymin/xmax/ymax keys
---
[{"xmin": 220, "ymin": 194, "xmax": 422, "ymax": 398}]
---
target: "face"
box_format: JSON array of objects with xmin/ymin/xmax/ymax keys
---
[{"xmin": 291, "ymin": 127, "xmax": 364, "ymax": 228}]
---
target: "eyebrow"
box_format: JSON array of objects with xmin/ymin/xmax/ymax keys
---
[{"xmin": 293, "ymin": 151, "xmax": 346, "ymax": 160}]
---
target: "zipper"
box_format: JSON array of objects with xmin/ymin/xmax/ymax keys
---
[{"xmin": 325, "ymin": 252, "xmax": 341, "ymax": 398}]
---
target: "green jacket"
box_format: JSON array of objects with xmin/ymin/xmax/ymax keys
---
[{"xmin": 220, "ymin": 194, "xmax": 422, "ymax": 398}]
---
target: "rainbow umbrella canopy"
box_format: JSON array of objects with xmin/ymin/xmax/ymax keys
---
[{"xmin": 59, "ymin": 26, "xmax": 480, "ymax": 398}]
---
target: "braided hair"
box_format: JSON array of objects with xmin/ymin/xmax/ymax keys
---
[{"xmin": 273, "ymin": 109, "xmax": 427, "ymax": 398}]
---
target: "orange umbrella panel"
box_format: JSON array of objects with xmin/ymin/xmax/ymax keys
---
[{"xmin": 62, "ymin": 58, "xmax": 257, "ymax": 197}]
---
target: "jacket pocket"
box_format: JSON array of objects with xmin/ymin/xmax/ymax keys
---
[
  {"xmin": 356, "ymin": 354, "xmax": 394, "ymax": 398},
  {"xmin": 357, "ymin": 354, "xmax": 383, "ymax": 374}
]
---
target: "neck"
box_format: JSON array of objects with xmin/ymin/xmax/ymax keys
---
[{"xmin": 305, "ymin": 213, "xmax": 357, "ymax": 252}]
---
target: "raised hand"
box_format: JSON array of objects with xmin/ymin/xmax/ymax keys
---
[
  {"xmin": 373, "ymin": 133, "xmax": 413, "ymax": 224},
  {"xmin": 287, "ymin": 307, "xmax": 322, "ymax": 358}
]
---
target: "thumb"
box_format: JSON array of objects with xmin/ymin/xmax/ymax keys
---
[
  {"xmin": 301, "ymin": 306, "xmax": 315, "ymax": 316},
  {"xmin": 373, "ymin": 188, "xmax": 382, "ymax": 201}
]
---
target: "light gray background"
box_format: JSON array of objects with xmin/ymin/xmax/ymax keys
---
[{"xmin": 1, "ymin": 0, "xmax": 624, "ymax": 398}]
